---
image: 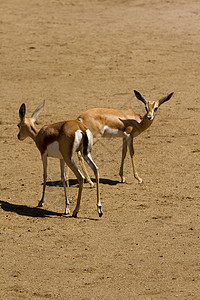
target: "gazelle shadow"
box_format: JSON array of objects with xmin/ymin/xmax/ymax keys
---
[
  {"xmin": 99, "ymin": 178, "xmax": 120, "ymax": 185},
  {"xmin": 0, "ymin": 200, "xmax": 100, "ymax": 221},
  {"xmin": 46, "ymin": 179, "xmax": 78, "ymax": 187},
  {"xmin": 46, "ymin": 177, "xmax": 120, "ymax": 187},
  {"xmin": 0, "ymin": 200, "xmax": 62, "ymax": 218}
]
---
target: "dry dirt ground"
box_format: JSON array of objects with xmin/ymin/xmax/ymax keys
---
[{"xmin": 0, "ymin": 0, "xmax": 200, "ymax": 299}]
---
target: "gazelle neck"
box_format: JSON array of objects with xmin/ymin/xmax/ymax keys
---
[
  {"xmin": 28, "ymin": 123, "xmax": 39, "ymax": 142},
  {"xmin": 138, "ymin": 113, "xmax": 154, "ymax": 133}
]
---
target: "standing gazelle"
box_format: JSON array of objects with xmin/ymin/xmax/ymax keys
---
[
  {"xmin": 77, "ymin": 90, "xmax": 174, "ymax": 184},
  {"xmin": 17, "ymin": 101, "xmax": 103, "ymax": 217}
]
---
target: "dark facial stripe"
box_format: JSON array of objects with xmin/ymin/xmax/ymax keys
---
[{"xmin": 31, "ymin": 125, "xmax": 37, "ymax": 134}]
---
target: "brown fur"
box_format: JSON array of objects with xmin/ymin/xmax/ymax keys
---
[
  {"xmin": 36, "ymin": 120, "xmax": 87, "ymax": 155},
  {"xmin": 77, "ymin": 91, "xmax": 173, "ymax": 184},
  {"xmin": 78, "ymin": 107, "xmax": 149, "ymax": 139},
  {"xmin": 17, "ymin": 102, "xmax": 102, "ymax": 217}
]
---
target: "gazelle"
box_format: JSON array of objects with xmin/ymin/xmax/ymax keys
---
[
  {"xmin": 77, "ymin": 90, "xmax": 174, "ymax": 184},
  {"xmin": 17, "ymin": 101, "xmax": 103, "ymax": 217}
]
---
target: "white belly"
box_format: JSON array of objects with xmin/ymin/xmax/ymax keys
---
[
  {"xmin": 46, "ymin": 141, "xmax": 63, "ymax": 159},
  {"xmin": 103, "ymin": 126, "xmax": 126, "ymax": 138}
]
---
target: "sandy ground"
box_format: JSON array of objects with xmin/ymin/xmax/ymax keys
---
[{"xmin": 1, "ymin": 0, "xmax": 200, "ymax": 299}]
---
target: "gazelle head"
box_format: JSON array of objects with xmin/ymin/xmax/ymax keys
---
[
  {"xmin": 134, "ymin": 90, "xmax": 174, "ymax": 121},
  {"xmin": 17, "ymin": 101, "xmax": 45, "ymax": 140}
]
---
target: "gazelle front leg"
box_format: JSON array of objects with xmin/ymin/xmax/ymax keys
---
[
  {"xmin": 60, "ymin": 159, "xmax": 70, "ymax": 215},
  {"xmin": 128, "ymin": 139, "xmax": 144, "ymax": 184},
  {"xmin": 119, "ymin": 137, "xmax": 128, "ymax": 183},
  {"xmin": 38, "ymin": 154, "xmax": 47, "ymax": 207}
]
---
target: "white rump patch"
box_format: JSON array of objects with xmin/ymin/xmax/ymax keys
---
[
  {"xmin": 47, "ymin": 141, "xmax": 63, "ymax": 159},
  {"xmin": 103, "ymin": 125, "xmax": 125, "ymax": 138},
  {"xmin": 72, "ymin": 130, "xmax": 83, "ymax": 156},
  {"xmin": 86, "ymin": 129, "xmax": 93, "ymax": 152}
]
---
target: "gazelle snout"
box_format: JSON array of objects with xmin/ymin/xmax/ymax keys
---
[
  {"xmin": 146, "ymin": 102, "xmax": 158, "ymax": 121},
  {"xmin": 17, "ymin": 132, "xmax": 25, "ymax": 141},
  {"xmin": 147, "ymin": 114, "xmax": 154, "ymax": 121},
  {"xmin": 146, "ymin": 107, "xmax": 155, "ymax": 121},
  {"xmin": 17, "ymin": 125, "xmax": 23, "ymax": 140},
  {"xmin": 17, "ymin": 123, "xmax": 29, "ymax": 140}
]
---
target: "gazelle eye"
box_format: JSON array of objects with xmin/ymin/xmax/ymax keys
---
[{"xmin": 154, "ymin": 107, "xmax": 158, "ymax": 112}]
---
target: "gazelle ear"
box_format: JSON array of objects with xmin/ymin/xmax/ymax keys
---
[
  {"xmin": 19, "ymin": 103, "xmax": 26, "ymax": 121},
  {"xmin": 134, "ymin": 90, "xmax": 147, "ymax": 105},
  {"xmin": 158, "ymin": 92, "xmax": 174, "ymax": 106},
  {"xmin": 31, "ymin": 100, "xmax": 45, "ymax": 122}
]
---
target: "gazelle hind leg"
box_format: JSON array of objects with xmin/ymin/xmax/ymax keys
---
[
  {"xmin": 60, "ymin": 159, "xmax": 70, "ymax": 214},
  {"xmin": 63, "ymin": 156, "xmax": 84, "ymax": 217},
  {"xmin": 65, "ymin": 163, "xmax": 70, "ymax": 188},
  {"xmin": 83, "ymin": 153, "xmax": 103, "ymax": 217},
  {"xmin": 77, "ymin": 151, "xmax": 95, "ymax": 188}
]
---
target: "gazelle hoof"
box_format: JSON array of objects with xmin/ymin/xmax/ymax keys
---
[
  {"xmin": 64, "ymin": 208, "xmax": 70, "ymax": 215},
  {"xmin": 97, "ymin": 205, "xmax": 103, "ymax": 217},
  {"xmin": 139, "ymin": 180, "xmax": 144, "ymax": 184},
  {"xmin": 85, "ymin": 179, "xmax": 95, "ymax": 188},
  {"xmin": 90, "ymin": 184, "xmax": 96, "ymax": 189},
  {"xmin": 72, "ymin": 211, "xmax": 78, "ymax": 218},
  {"xmin": 98, "ymin": 211, "xmax": 103, "ymax": 218},
  {"xmin": 37, "ymin": 201, "xmax": 43, "ymax": 207}
]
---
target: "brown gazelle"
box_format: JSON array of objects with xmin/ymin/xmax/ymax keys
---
[
  {"xmin": 77, "ymin": 90, "xmax": 173, "ymax": 184},
  {"xmin": 17, "ymin": 101, "xmax": 103, "ymax": 217}
]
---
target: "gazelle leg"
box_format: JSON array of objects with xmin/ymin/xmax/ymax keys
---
[
  {"xmin": 63, "ymin": 156, "xmax": 84, "ymax": 217},
  {"xmin": 38, "ymin": 154, "xmax": 47, "ymax": 207},
  {"xmin": 83, "ymin": 153, "xmax": 103, "ymax": 217},
  {"xmin": 119, "ymin": 138, "xmax": 128, "ymax": 183},
  {"xmin": 128, "ymin": 140, "xmax": 144, "ymax": 184},
  {"xmin": 65, "ymin": 163, "xmax": 69, "ymax": 188},
  {"xmin": 77, "ymin": 151, "xmax": 95, "ymax": 188},
  {"xmin": 60, "ymin": 159, "xmax": 70, "ymax": 214}
]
